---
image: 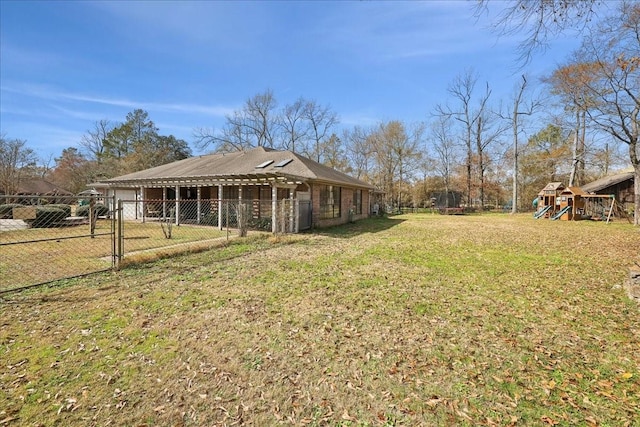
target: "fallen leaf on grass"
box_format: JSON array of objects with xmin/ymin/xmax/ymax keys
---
[
  {"xmin": 541, "ymin": 415, "xmax": 558, "ymax": 425},
  {"xmin": 341, "ymin": 410, "xmax": 354, "ymax": 421},
  {"xmin": 620, "ymin": 372, "xmax": 633, "ymax": 380}
]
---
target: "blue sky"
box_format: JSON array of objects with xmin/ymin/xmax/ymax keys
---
[{"xmin": 1, "ymin": 0, "xmax": 588, "ymax": 161}]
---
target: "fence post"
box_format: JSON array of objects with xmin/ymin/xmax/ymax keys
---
[
  {"xmin": 111, "ymin": 195, "xmax": 117, "ymax": 268},
  {"xmin": 294, "ymin": 198, "xmax": 299, "ymax": 233},
  {"xmin": 117, "ymin": 199, "xmax": 124, "ymax": 269},
  {"xmin": 89, "ymin": 196, "xmax": 96, "ymax": 238}
]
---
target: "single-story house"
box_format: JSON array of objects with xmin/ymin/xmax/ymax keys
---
[
  {"xmin": 581, "ymin": 168, "xmax": 635, "ymax": 210},
  {"xmin": 92, "ymin": 146, "xmax": 376, "ymax": 232},
  {"xmin": 0, "ymin": 178, "xmax": 73, "ymax": 203}
]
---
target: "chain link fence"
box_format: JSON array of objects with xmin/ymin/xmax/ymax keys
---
[
  {"xmin": 0, "ymin": 195, "xmax": 116, "ymax": 293},
  {"xmin": 1, "ymin": 196, "xmax": 303, "ymax": 293}
]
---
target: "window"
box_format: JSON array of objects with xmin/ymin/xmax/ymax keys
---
[
  {"xmin": 274, "ymin": 159, "xmax": 292, "ymax": 168},
  {"xmin": 319, "ymin": 185, "xmax": 341, "ymax": 219},
  {"xmin": 255, "ymin": 160, "xmax": 274, "ymax": 168},
  {"xmin": 354, "ymin": 189, "xmax": 362, "ymax": 214}
]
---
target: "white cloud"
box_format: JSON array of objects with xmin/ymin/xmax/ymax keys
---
[{"xmin": 1, "ymin": 83, "xmax": 234, "ymax": 118}]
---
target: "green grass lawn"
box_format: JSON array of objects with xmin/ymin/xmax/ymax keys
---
[{"xmin": 1, "ymin": 213, "xmax": 639, "ymax": 426}]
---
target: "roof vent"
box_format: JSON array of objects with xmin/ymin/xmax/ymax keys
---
[
  {"xmin": 274, "ymin": 159, "xmax": 293, "ymax": 168},
  {"xmin": 255, "ymin": 160, "xmax": 274, "ymax": 169}
]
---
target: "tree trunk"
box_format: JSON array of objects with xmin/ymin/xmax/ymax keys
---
[
  {"xmin": 634, "ymin": 164, "xmax": 640, "ymax": 226},
  {"xmin": 569, "ymin": 110, "xmax": 580, "ymax": 187}
]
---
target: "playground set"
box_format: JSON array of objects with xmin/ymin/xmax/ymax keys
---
[{"xmin": 533, "ymin": 181, "xmax": 629, "ymax": 223}]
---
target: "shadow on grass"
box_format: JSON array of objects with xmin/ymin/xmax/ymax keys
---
[{"xmin": 313, "ymin": 216, "xmax": 405, "ymax": 239}]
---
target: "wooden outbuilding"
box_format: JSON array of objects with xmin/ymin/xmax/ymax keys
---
[
  {"xmin": 581, "ymin": 168, "xmax": 635, "ymax": 213},
  {"xmin": 556, "ymin": 186, "xmax": 587, "ymax": 221},
  {"xmin": 534, "ymin": 182, "xmax": 565, "ymax": 219}
]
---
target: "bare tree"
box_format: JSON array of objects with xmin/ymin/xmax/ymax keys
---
[
  {"xmin": 303, "ymin": 100, "xmax": 339, "ymax": 163},
  {"xmin": 245, "ymin": 90, "xmax": 278, "ymax": 148},
  {"xmin": 575, "ymin": 1, "xmax": 640, "ymax": 224},
  {"xmin": 545, "ymin": 61, "xmax": 601, "ymax": 186},
  {"xmin": 0, "ymin": 136, "xmax": 37, "ymax": 195},
  {"xmin": 80, "ymin": 119, "xmax": 113, "ymax": 162},
  {"xmin": 436, "ymin": 69, "xmax": 496, "ymax": 207},
  {"xmin": 474, "ymin": 0, "xmax": 602, "ymax": 65},
  {"xmin": 194, "ymin": 90, "xmax": 279, "ymax": 152},
  {"xmin": 369, "ymin": 121, "xmax": 424, "ymax": 208},
  {"xmin": 474, "ymin": 83, "xmax": 506, "ymax": 209},
  {"xmin": 500, "ymin": 75, "xmax": 542, "ymax": 213},
  {"xmin": 279, "ymin": 98, "xmax": 309, "ymax": 152},
  {"xmin": 429, "ymin": 116, "xmax": 459, "ymax": 208},
  {"xmin": 343, "ymin": 126, "xmax": 374, "ymax": 181}
]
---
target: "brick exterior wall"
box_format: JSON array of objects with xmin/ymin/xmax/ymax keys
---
[{"xmin": 310, "ymin": 184, "xmax": 370, "ymax": 228}]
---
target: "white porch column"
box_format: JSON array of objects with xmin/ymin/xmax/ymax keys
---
[
  {"xmin": 289, "ymin": 188, "xmax": 295, "ymax": 233},
  {"xmin": 139, "ymin": 186, "xmax": 144, "ymax": 221},
  {"xmin": 197, "ymin": 186, "xmax": 202, "ymax": 224},
  {"xmin": 175, "ymin": 185, "xmax": 180, "ymax": 225},
  {"xmin": 162, "ymin": 187, "xmax": 167, "ymax": 219},
  {"xmin": 272, "ymin": 184, "xmax": 278, "ymax": 233},
  {"xmin": 218, "ymin": 184, "xmax": 223, "ymax": 230}
]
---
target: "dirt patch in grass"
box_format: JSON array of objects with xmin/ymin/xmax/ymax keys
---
[{"xmin": 1, "ymin": 214, "xmax": 639, "ymax": 426}]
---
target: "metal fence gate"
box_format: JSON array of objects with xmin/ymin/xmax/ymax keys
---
[
  {"xmin": 1, "ymin": 196, "xmax": 306, "ymax": 293},
  {"xmin": 298, "ymin": 200, "xmax": 312, "ymax": 231},
  {"xmin": 0, "ymin": 195, "xmax": 116, "ymax": 293}
]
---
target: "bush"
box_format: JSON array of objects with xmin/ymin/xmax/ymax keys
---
[
  {"xmin": 76, "ymin": 203, "xmax": 110, "ymax": 217},
  {"xmin": 248, "ymin": 217, "xmax": 272, "ymax": 231},
  {"xmin": 31, "ymin": 207, "xmax": 68, "ymax": 228},
  {"xmin": 0, "ymin": 203, "xmax": 23, "ymax": 219},
  {"xmin": 200, "ymin": 212, "xmax": 218, "ymax": 226},
  {"xmin": 45, "ymin": 204, "xmax": 71, "ymax": 217}
]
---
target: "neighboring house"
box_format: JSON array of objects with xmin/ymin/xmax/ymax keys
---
[
  {"xmin": 581, "ymin": 168, "xmax": 635, "ymax": 210},
  {"xmin": 92, "ymin": 146, "xmax": 375, "ymax": 232},
  {"xmin": 0, "ymin": 178, "xmax": 73, "ymax": 202}
]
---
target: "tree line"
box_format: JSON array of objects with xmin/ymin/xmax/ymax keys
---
[
  {"xmin": 1, "ymin": 1, "xmax": 638, "ymax": 224},
  {"xmin": 1, "ymin": 109, "xmax": 192, "ymax": 194}
]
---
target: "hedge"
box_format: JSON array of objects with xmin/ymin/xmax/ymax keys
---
[
  {"xmin": 31, "ymin": 206, "xmax": 68, "ymax": 228},
  {"xmin": 76, "ymin": 203, "xmax": 110, "ymax": 217},
  {"xmin": 0, "ymin": 204, "xmax": 23, "ymax": 219}
]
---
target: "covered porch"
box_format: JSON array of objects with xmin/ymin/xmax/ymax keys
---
[{"xmin": 99, "ymin": 173, "xmax": 312, "ymax": 233}]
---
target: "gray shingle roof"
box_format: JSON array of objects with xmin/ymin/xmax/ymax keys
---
[
  {"xmin": 100, "ymin": 147, "xmax": 374, "ymax": 189},
  {"xmin": 8, "ymin": 178, "xmax": 73, "ymax": 195},
  {"xmin": 581, "ymin": 169, "xmax": 634, "ymax": 193}
]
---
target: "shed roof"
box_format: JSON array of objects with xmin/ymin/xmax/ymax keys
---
[
  {"xmin": 561, "ymin": 186, "xmax": 587, "ymax": 196},
  {"xmin": 543, "ymin": 182, "xmax": 565, "ymax": 191},
  {"xmin": 581, "ymin": 169, "xmax": 634, "ymax": 193},
  {"xmin": 96, "ymin": 146, "xmax": 374, "ymax": 189},
  {"xmin": 538, "ymin": 182, "xmax": 565, "ymax": 195}
]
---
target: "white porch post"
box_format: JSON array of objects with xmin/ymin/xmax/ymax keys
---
[
  {"xmin": 218, "ymin": 184, "xmax": 223, "ymax": 230},
  {"xmin": 140, "ymin": 186, "xmax": 144, "ymax": 221},
  {"xmin": 289, "ymin": 188, "xmax": 295, "ymax": 233},
  {"xmin": 197, "ymin": 186, "xmax": 202, "ymax": 224},
  {"xmin": 162, "ymin": 187, "xmax": 167, "ymax": 219},
  {"xmin": 175, "ymin": 185, "xmax": 180, "ymax": 225},
  {"xmin": 272, "ymin": 184, "xmax": 278, "ymax": 233}
]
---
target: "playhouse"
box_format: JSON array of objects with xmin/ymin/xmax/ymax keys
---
[
  {"xmin": 556, "ymin": 187, "xmax": 586, "ymax": 220},
  {"xmin": 534, "ymin": 182, "xmax": 565, "ymax": 219},
  {"xmin": 534, "ymin": 181, "xmax": 628, "ymax": 222}
]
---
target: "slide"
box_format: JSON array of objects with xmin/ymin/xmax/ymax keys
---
[
  {"xmin": 550, "ymin": 205, "xmax": 571, "ymax": 221},
  {"xmin": 533, "ymin": 205, "xmax": 552, "ymax": 219}
]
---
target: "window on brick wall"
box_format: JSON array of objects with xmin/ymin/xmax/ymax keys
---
[
  {"xmin": 319, "ymin": 185, "xmax": 341, "ymax": 219},
  {"xmin": 355, "ymin": 189, "xmax": 362, "ymax": 214}
]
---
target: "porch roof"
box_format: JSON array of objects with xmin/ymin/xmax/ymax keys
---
[{"xmin": 94, "ymin": 147, "xmax": 375, "ymax": 190}]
